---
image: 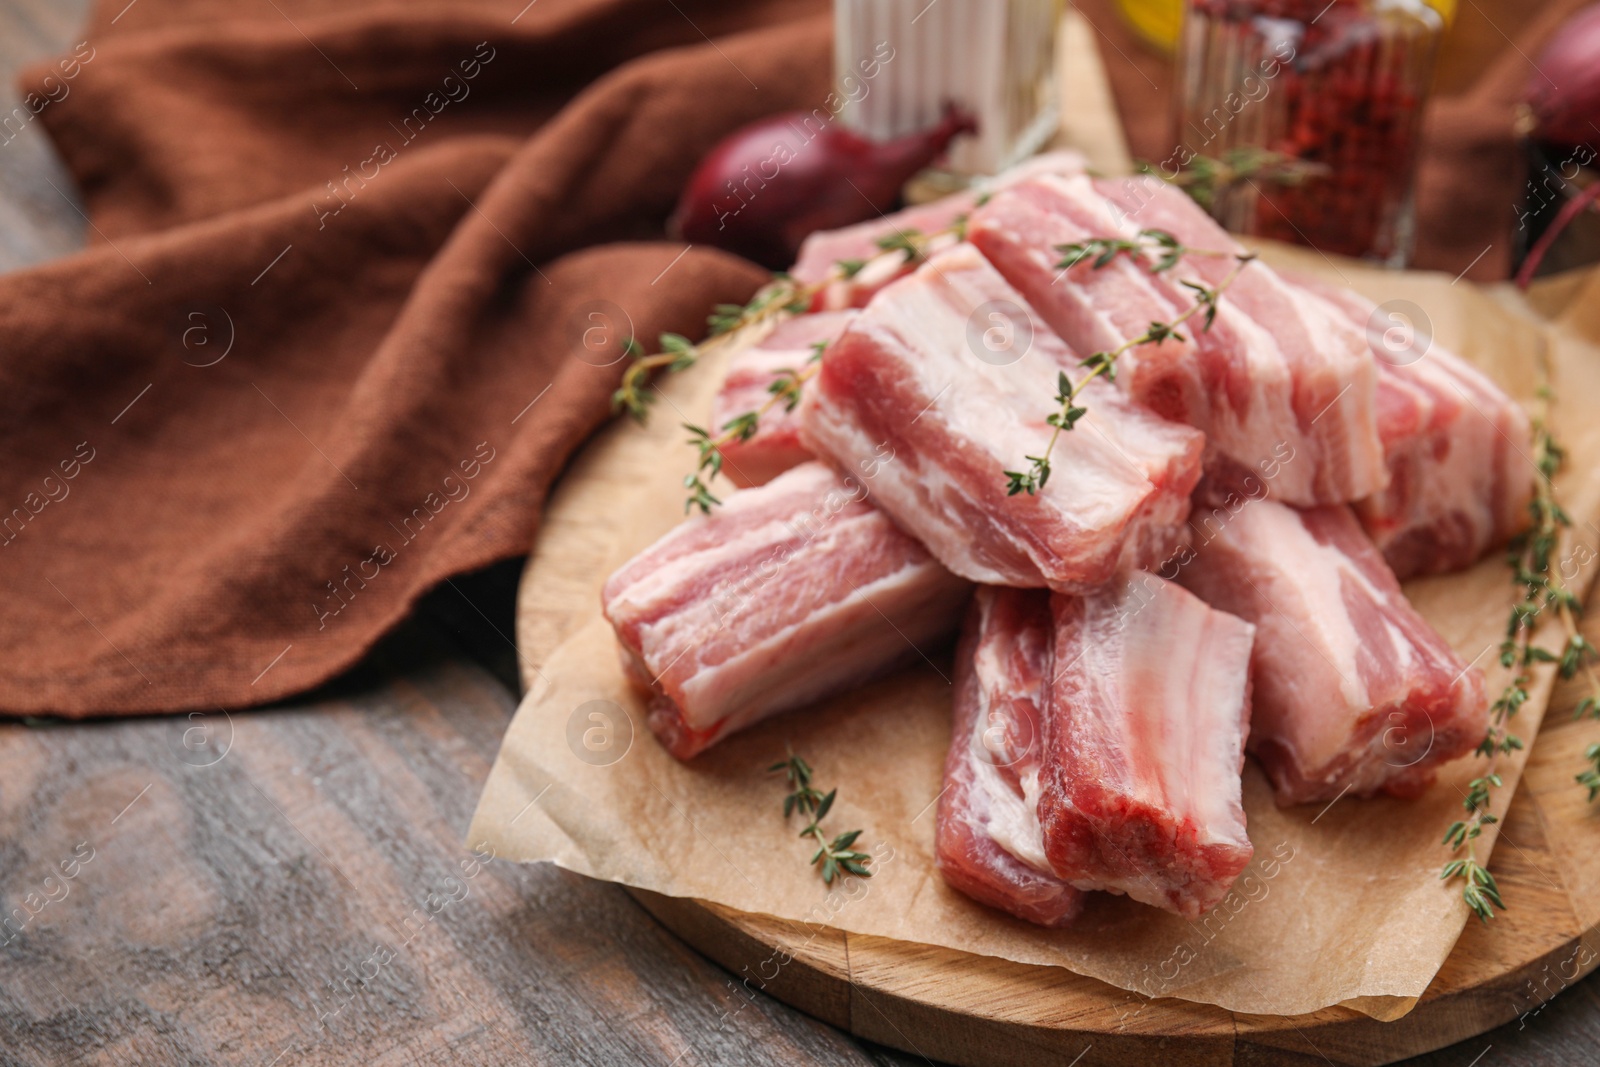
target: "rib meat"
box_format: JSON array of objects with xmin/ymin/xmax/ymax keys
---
[
  {"xmin": 711, "ymin": 310, "xmax": 856, "ymax": 488},
  {"xmin": 936, "ymin": 587, "xmax": 1086, "ymax": 926},
  {"xmin": 602, "ymin": 462, "xmax": 972, "ymax": 759},
  {"xmin": 1036, "ymin": 574, "xmax": 1255, "ymax": 919},
  {"xmin": 1176, "ymin": 499, "xmax": 1490, "ymax": 804},
  {"xmin": 790, "ymin": 151, "xmax": 1086, "ymax": 310},
  {"xmin": 800, "ymin": 243, "xmax": 1205, "ymax": 594},
  {"xmin": 971, "ymin": 173, "xmax": 1386, "ymax": 506},
  {"xmin": 1291, "ymin": 278, "xmax": 1533, "ymax": 578},
  {"xmin": 792, "ymin": 195, "xmax": 973, "ymax": 311}
]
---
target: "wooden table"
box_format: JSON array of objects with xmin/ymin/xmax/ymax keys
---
[{"xmin": 3, "ymin": 4, "xmax": 1599, "ymax": 1064}]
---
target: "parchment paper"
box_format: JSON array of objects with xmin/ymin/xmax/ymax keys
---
[{"xmin": 470, "ymin": 253, "xmax": 1600, "ymax": 1020}]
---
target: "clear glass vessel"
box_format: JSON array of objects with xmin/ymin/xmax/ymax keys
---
[
  {"xmin": 833, "ymin": 0, "xmax": 1062, "ymax": 177},
  {"xmin": 1171, "ymin": 0, "xmax": 1443, "ymax": 265}
]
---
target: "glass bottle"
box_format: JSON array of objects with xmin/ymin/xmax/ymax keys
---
[{"xmin": 832, "ymin": 0, "xmax": 1063, "ymax": 178}]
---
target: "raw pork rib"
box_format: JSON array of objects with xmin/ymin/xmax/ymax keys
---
[
  {"xmin": 936, "ymin": 587, "xmax": 1085, "ymax": 926},
  {"xmin": 1036, "ymin": 575, "xmax": 1255, "ymax": 918},
  {"xmin": 1292, "ymin": 278, "xmax": 1532, "ymax": 579},
  {"xmin": 970, "ymin": 173, "xmax": 1386, "ymax": 506},
  {"xmin": 800, "ymin": 243, "xmax": 1205, "ymax": 593},
  {"xmin": 1177, "ymin": 499, "xmax": 1489, "ymax": 804},
  {"xmin": 601, "ymin": 462, "xmax": 971, "ymax": 759},
  {"xmin": 711, "ymin": 310, "xmax": 856, "ymax": 488},
  {"xmin": 792, "ymin": 195, "xmax": 973, "ymax": 311},
  {"xmin": 790, "ymin": 151, "xmax": 1086, "ymax": 310}
]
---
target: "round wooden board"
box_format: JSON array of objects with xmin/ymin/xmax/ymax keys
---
[{"xmin": 511, "ymin": 300, "xmax": 1600, "ymax": 1067}]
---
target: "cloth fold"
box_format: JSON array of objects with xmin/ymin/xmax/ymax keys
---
[
  {"xmin": 1, "ymin": 0, "xmax": 828, "ymax": 714},
  {"xmin": 0, "ymin": 0, "xmax": 1576, "ymax": 715}
]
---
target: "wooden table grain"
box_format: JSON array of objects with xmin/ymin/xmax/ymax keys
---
[{"xmin": 2, "ymin": 3, "xmax": 1598, "ymax": 1064}]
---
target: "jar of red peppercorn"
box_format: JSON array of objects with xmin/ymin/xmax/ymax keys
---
[{"xmin": 1169, "ymin": 0, "xmax": 1443, "ymax": 265}]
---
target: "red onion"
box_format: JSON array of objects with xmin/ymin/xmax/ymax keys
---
[
  {"xmin": 1516, "ymin": 178, "xmax": 1600, "ymax": 289},
  {"xmin": 1525, "ymin": 3, "xmax": 1600, "ymax": 151},
  {"xmin": 671, "ymin": 104, "xmax": 977, "ymax": 269},
  {"xmin": 1516, "ymin": 3, "xmax": 1600, "ymax": 285}
]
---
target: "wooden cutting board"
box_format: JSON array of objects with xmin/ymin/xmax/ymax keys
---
[{"xmin": 511, "ymin": 359, "xmax": 1600, "ymax": 1066}]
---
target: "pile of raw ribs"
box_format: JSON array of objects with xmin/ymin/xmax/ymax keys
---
[{"xmin": 601, "ymin": 152, "xmax": 1531, "ymax": 926}]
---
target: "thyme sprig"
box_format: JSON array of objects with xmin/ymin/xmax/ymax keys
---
[
  {"xmin": 873, "ymin": 215, "xmax": 966, "ymax": 265},
  {"xmin": 680, "ymin": 341, "xmax": 828, "ymax": 514},
  {"xmin": 612, "ymin": 282, "xmax": 822, "ymax": 423},
  {"xmin": 1054, "ymin": 229, "xmax": 1237, "ymax": 274},
  {"xmin": 1544, "ymin": 459, "xmax": 1600, "ymax": 801},
  {"xmin": 1513, "ymin": 399, "xmax": 1600, "ymax": 800},
  {"xmin": 1142, "ymin": 147, "xmax": 1329, "ymax": 212},
  {"xmin": 1581, "ymin": 740, "xmax": 1600, "ymax": 802},
  {"xmin": 1575, "ymin": 580, "xmax": 1600, "ymax": 801},
  {"xmin": 667, "ymin": 218, "xmax": 970, "ymax": 513},
  {"xmin": 612, "ymin": 219, "xmax": 968, "ymax": 424},
  {"xmin": 770, "ymin": 749, "xmax": 872, "ymax": 885},
  {"xmin": 1441, "ymin": 408, "xmax": 1574, "ymax": 921},
  {"xmin": 1004, "ymin": 238, "xmax": 1255, "ymax": 495}
]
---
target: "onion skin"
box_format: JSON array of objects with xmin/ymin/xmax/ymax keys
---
[
  {"xmin": 672, "ymin": 104, "xmax": 977, "ymax": 269},
  {"xmin": 1526, "ymin": 4, "xmax": 1600, "ymax": 152},
  {"xmin": 1517, "ymin": 176, "xmax": 1600, "ymax": 289}
]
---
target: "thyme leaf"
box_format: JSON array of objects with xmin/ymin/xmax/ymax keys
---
[
  {"xmin": 1008, "ymin": 237, "xmax": 1256, "ymax": 496},
  {"xmin": 1441, "ymin": 387, "xmax": 1583, "ymax": 921},
  {"xmin": 874, "ymin": 230, "xmax": 926, "ymax": 264},
  {"xmin": 674, "ymin": 339, "xmax": 829, "ymax": 513},
  {"xmin": 616, "ymin": 218, "xmax": 966, "ymax": 510},
  {"xmin": 769, "ymin": 748, "xmax": 872, "ymax": 885},
  {"xmin": 1053, "ymin": 228, "xmax": 1235, "ymax": 275},
  {"xmin": 612, "ymin": 278, "xmax": 827, "ymax": 423},
  {"xmin": 1139, "ymin": 147, "xmax": 1329, "ymax": 212}
]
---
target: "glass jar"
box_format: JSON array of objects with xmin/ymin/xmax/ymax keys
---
[
  {"xmin": 832, "ymin": 0, "xmax": 1063, "ymax": 177},
  {"xmin": 1171, "ymin": 0, "xmax": 1443, "ymax": 265},
  {"xmin": 1117, "ymin": 0, "xmax": 1454, "ymax": 52}
]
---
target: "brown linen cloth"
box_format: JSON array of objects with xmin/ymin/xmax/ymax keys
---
[
  {"xmin": 0, "ymin": 0, "xmax": 1572, "ymax": 716},
  {"xmin": 2, "ymin": 0, "xmax": 828, "ymax": 715},
  {"xmin": 1076, "ymin": 0, "xmax": 1592, "ymax": 281}
]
